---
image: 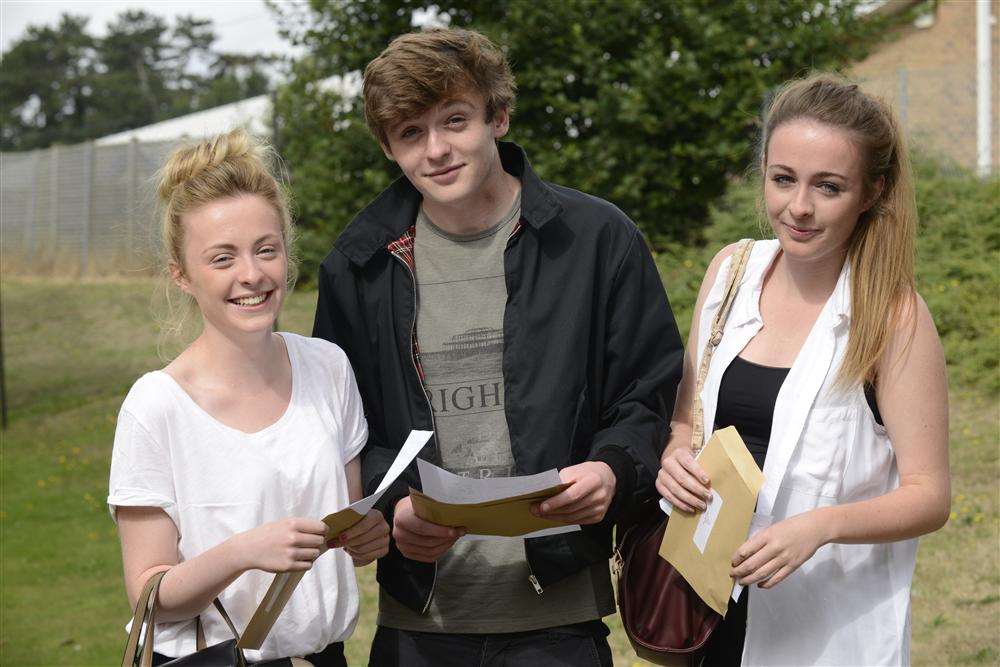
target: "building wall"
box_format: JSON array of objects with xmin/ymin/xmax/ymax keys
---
[{"xmin": 851, "ymin": 0, "xmax": 999, "ymax": 172}]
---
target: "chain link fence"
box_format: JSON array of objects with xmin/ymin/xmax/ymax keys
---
[{"xmin": 1, "ymin": 138, "xmax": 181, "ymax": 276}]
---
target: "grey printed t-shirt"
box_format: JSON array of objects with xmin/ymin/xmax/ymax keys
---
[{"xmin": 377, "ymin": 195, "xmax": 615, "ymax": 633}]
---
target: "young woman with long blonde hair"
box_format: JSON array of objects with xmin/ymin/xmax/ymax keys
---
[{"xmin": 657, "ymin": 75, "xmax": 950, "ymax": 665}]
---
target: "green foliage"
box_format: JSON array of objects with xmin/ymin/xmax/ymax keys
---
[
  {"xmin": 1, "ymin": 11, "xmax": 278, "ymax": 151},
  {"xmin": 910, "ymin": 158, "xmax": 1000, "ymax": 394},
  {"xmin": 273, "ymin": 0, "xmax": 902, "ymax": 282},
  {"xmin": 655, "ymin": 156, "xmax": 1000, "ymax": 395}
]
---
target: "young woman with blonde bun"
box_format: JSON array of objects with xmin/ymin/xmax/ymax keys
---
[
  {"xmin": 108, "ymin": 129, "xmax": 389, "ymax": 665},
  {"xmin": 656, "ymin": 75, "xmax": 950, "ymax": 665}
]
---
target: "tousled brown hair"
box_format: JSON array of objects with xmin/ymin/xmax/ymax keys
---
[
  {"xmin": 362, "ymin": 27, "xmax": 516, "ymax": 146},
  {"xmin": 761, "ymin": 73, "xmax": 917, "ymax": 388}
]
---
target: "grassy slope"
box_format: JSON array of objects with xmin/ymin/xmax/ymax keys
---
[
  {"xmin": 1, "ymin": 277, "xmax": 996, "ymax": 666},
  {"xmin": 2, "ymin": 160, "xmax": 997, "ymax": 666}
]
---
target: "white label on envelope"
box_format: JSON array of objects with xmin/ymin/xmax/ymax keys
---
[{"xmin": 692, "ymin": 489, "xmax": 723, "ymax": 554}]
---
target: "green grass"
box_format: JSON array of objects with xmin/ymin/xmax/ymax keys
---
[{"xmin": 1, "ymin": 274, "xmax": 997, "ymax": 665}]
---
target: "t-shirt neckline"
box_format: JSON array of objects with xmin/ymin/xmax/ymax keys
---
[
  {"xmin": 154, "ymin": 332, "xmax": 299, "ymax": 438},
  {"xmin": 418, "ymin": 193, "xmax": 521, "ymax": 243}
]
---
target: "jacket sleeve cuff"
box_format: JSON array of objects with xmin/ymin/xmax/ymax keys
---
[{"xmin": 592, "ymin": 445, "xmax": 637, "ymax": 524}]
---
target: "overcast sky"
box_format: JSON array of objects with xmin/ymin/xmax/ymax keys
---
[{"xmin": 1, "ymin": 0, "xmax": 305, "ymax": 56}]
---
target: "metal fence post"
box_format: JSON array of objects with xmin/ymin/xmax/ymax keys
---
[
  {"xmin": 25, "ymin": 150, "xmax": 39, "ymax": 262},
  {"xmin": 127, "ymin": 138, "xmax": 138, "ymax": 259},
  {"xmin": 81, "ymin": 141, "xmax": 94, "ymax": 274},
  {"xmin": 49, "ymin": 144, "xmax": 59, "ymax": 266}
]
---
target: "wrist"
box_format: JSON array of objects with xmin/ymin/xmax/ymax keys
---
[
  {"xmin": 813, "ymin": 506, "xmax": 842, "ymax": 546},
  {"xmin": 222, "ymin": 531, "xmax": 253, "ymax": 573}
]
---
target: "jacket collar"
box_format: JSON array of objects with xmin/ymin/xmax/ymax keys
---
[{"xmin": 334, "ymin": 141, "xmax": 563, "ymax": 266}]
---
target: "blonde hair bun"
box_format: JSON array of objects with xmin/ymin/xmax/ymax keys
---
[{"xmin": 156, "ymin": 129, "xmax": 267, "ymax": 202}]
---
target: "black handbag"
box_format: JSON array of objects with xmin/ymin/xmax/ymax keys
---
[{"xmin": 120, "ymin": 571, "xmax": 305, "ymax": 667}]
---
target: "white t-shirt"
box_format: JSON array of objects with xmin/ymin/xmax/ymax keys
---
[{"xmin": 107, "ymin": 332, "xmax": 368, "ymax": 661}]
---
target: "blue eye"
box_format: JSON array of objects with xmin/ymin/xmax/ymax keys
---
[
  {"xmin": 818, "ymin": 182, "xmax": 841, "ymax": 195},
  {"xmin": 772, "ymin": 175, "xmax": 793, "ymax": 186},
  {"xmin": 212, "ymin": 255, "xmax": 233, "ymax": 265}
]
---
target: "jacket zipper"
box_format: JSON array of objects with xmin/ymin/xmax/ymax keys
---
[
  {"xmin": 390, "ymin": 248, "xmax": 439, "ymax": 614},
  {"xmin": 503, "ymin": 221, "xmax": 544, "ymax": 596}
]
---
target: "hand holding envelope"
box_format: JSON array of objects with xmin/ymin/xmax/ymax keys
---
[
  {"xmin": 658, "ymin": 426, "xmax": 764, "ymax": 616},
  {"xmin": 238, "ymin": 430, "xmax": 434, "ymax": 650}
]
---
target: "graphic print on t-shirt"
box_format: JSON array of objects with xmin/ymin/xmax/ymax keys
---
[
  {"xmin": 414, "ymin": 203, "xmax": 517, "ymax": 480},
  {"xmin": 422, "ymin": 326, "xmax": 508, "ymax": 478}
]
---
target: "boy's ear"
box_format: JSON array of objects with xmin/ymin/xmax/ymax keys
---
[
  {"xmin": 381, "ymin": 141, "xmax": 395, "ymax": 162},
  {"xmin": 492, "ymin": 105, "xmax": 510, "ymax": 139}
]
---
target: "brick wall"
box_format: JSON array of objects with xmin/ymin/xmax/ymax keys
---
[{"xmin": 851, "ymin": 0, "xmax": 999, "ymax": 172}]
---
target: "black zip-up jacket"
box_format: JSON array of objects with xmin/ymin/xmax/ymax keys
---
[{"xmin": 313, "ymin": 142, "xmax": 683, "ymax": 614}]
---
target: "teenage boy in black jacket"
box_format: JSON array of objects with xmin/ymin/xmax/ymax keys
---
[{"xmin": 312, "ymin": 27, "xmax": 683, "ymax": 667}]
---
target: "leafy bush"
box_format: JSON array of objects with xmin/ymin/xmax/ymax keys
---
[
  {"xmin": 274, "ymin": 0, "xmax": 903, "ymax": 283},
  {"xmin": 655, "ymin": 157, "xmax": 999, "ymax": 394}
]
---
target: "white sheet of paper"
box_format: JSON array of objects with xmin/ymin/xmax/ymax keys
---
[
  {"xmin": 344, "ymin": 430, "xmax": 433, "ymax": 516},
  {"xmin": 659, "ymin": 497, "xmax": 673, "ymax": 516},
  {"xmin": 416, "ymin": 458, "xmax": 579, "ymax": 537},
  {"xmin": 692, "ymin": 489, "xmax": 723, "ymax": 554}
]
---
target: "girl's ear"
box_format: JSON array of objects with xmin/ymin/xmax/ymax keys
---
[
  {"xmin": 170, "ymin": 261, "xmax": 191, "ymax": 295},
  {"xmin": 864, "ymin": 175, "xmax": 886, "ymax": 212}
]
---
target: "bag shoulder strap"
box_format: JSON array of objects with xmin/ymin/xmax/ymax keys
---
[
  {"xmin": 689, "ymin": 239, "xmax": 754, "ymax": 453},
  {"xmin": 120, "ymin": 569, "xmax": 241, "ymax": 667},
  {"xmin": 121, "ymin": 570, "xmax": 167, "ymax": 667}
]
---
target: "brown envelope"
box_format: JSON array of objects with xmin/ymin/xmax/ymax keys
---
[
  {"xmin": 238, "ymin": 508, "xmax": 366, "ymax": 649},
  {"xmin": 409, "ymin": 483, "xmax": 571, "ymax": 537},
  {"xmin": 659, "ymin": 426, "xmax": 764, "ymax": 616}
]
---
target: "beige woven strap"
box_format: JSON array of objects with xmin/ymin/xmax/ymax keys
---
[
  {"xmin": 121, "ymin": 570, "xmax": 243, "ymax": 667},
  {"xmin": 690, "ymin": 239, "xmax": 755, "ymax": 453}
]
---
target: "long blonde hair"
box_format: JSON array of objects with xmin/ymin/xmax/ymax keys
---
[
  {"xmin": 155, "ymin": 128, "xmax": 297, "ymax": 347},
  {"xmin": 761, "ymin": 73, "xmax": 917, "ymax": 388}
]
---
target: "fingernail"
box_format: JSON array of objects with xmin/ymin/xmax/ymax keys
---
[{"xmin": 540, "ymin": 503, "xmax": 549, "ymax": 512}]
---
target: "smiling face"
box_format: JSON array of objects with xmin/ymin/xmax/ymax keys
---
[
  {"xmin": 764, "ymin": 119, "xmax": 878, "ymax": 265},
  {"xmin": 382, "ymin": 92, "xmax": 509, "ymax": 216},
  {"xmin": 173, "ymin": 194, "xmax": 287, "ymax": 339}
]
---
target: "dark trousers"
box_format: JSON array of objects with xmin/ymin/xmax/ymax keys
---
[
  {"xmin": 701, "ymin": 588, "xmax": 747, "ymax": 666},
  {"xmin": 368, "ymin": 621, "xmax": 613, "ymax": 667},
  {"xmin": 152, "ymin": 641, "xmax": 346, "ymax": 666}
]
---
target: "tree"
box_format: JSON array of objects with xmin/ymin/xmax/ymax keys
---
[
  {"xmin": 272, "ymin": 0, "xmax": 905, "ymax": 281},
  {"xmin": 0, "ymin": 14, "xmax": 97, "ymax": 149},
  {"xmin": 1, "ymin": 11, "xmax": 279, "ymax": 150}
]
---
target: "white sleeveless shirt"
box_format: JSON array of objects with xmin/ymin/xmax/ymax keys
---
[{"xmin": 697, "ymin": 240, "xmax": 917, "ymax": 666}]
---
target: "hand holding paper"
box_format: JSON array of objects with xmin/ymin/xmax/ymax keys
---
[
  {"xmin": 410, "ymin": 459, "xmax": 581, "ymax": 539},
  {"xmin": 333, "ymin": 508, "xmax": 390, "ymax": 566},
  {"xmin": 532, "ymin": 460, "xmax": 618, "ymax": 525},
  {"xmin": 238, "ymin": 430, "xmax": 433, "ymax": 650}
]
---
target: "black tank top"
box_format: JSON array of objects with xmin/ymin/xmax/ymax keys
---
[
  {"xmin": 715, "ymin": 356, "xmax": 884, "ymax": 472},
  {"xmin": 714, "ymin": 356, "xmax": 789, "ymax": 471}
]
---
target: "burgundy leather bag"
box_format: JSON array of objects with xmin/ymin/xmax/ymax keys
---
[
  {"xmin": 614, "ymin": 502, "xmax": 721, "ymax": 666},
  {"xmin": 613, "ymin": 240, "xmax": 754, "ymax": 666}
]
